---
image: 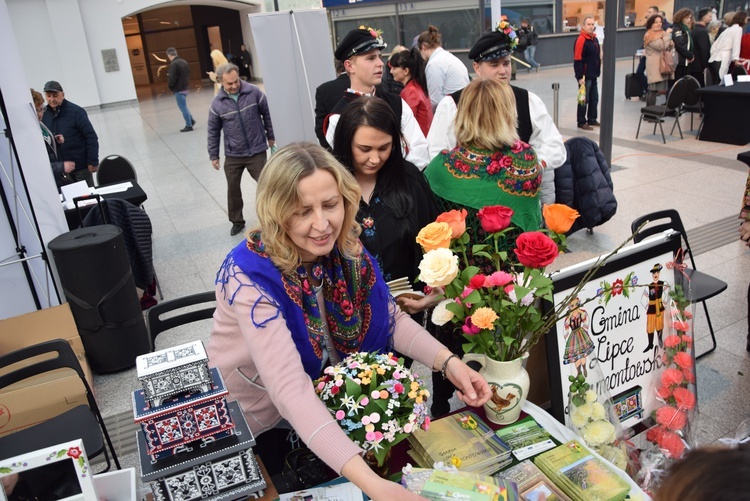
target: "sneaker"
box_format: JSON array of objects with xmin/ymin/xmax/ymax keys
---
[
  {"xmin": 577, "ymin": 124, "xmax": 594, "ymax": 131},
  {"xmin": 588, "ymin": 121, "xmax": 601, "ymax": 126},
  {"xmin": 191, "ymin": 118, "xmax": 196, "ymax": 126},
  {"xmin": 230, "ymin": 223, "xmax": 245, "ymax": 236},
  {"xmin": 180, "ymin": 126, "xmax": 194, "ymax": 132}
]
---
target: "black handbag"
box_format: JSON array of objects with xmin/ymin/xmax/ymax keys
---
[{"xmin": 280, "ymin": 447, "xmax": 328, "ymax": 490}]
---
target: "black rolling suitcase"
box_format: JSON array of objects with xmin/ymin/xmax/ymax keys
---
[{"xmin": 625, "ymin": 73, "xmax": 642, "ymax": 99}]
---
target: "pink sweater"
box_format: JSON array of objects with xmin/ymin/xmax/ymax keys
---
[{"xmin": 206, "ymin": 265, "xmax": 445, "ymax": 473}]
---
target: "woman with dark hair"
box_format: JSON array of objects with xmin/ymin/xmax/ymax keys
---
[
  {"xmin": 389, "ymin": 48, "xmax": 433, "ymax": 135},
  {"xmin": 333, "ymin": 97, "xmax": 441, "ymax": 318},
  {"xmin": 671, "ymin": 8, "xmax": 695, "ymax": 81},
  {"xmin": 417, "ymin": 25, "xmax": 469, "ymax": 110},
  {"xmin": 643, "ymin": 14, "xmax": 674, "ymax": 106}
]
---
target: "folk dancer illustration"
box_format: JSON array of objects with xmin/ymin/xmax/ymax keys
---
[
  {"xmin": 563, "ymin": 296, "xmax": 594, "ymax": 377},
  {"xmin": 642, "ymin": 263, "xmax": 670, "ymax": 352}
]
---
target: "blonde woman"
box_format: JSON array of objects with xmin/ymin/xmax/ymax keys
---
[
  {"xmin": 206, "ymin": 142, "xmax": 490, "ymax": 495},
  {"xmin": 207, "ymin": 49, "xmax": 229, "ymax": 95},
  {"xmin": 424, "ymin": 78, "xmax": 541, "ymax": 233}
]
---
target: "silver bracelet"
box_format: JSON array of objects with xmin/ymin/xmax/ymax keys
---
[{"xmin": 440, "ymin": 354, "xmax": 459, "ymax": 380}]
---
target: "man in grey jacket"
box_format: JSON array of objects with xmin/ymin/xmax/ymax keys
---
[{"xmin": 208, "ymin": 63, "xmax": 275, "ymax": 236}]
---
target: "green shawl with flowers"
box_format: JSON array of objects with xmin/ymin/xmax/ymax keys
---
[{"xmin": 424, "ymin": 142, "xmax": 542, "ymax": 232}]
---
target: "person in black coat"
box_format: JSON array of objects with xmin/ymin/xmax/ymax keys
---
[
  {"xmin": 41, "ymin": 81, "xmax": 99, "ymax": 186},
  {"xmin": 240, "ymin": 44, "xmax": 253, "ymax": 80},
  {"xmin": 689, "ymin": 8, "xmax": 713, "ymax": 86},
  {"xmin": 314, "ymin": 60, "xmax": 349, "ymax": 148},
  {"xmin": 672, "ymin": 8, "xmax": 695, "ymax": 81},
  {"xmin": 166, "ymin": 47, "xmax": 195, "ymax": 132}
]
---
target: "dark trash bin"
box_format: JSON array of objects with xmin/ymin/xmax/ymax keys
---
[{"xmin": 48, "ymin": 224, "xmax": 150, "ymax": 372}]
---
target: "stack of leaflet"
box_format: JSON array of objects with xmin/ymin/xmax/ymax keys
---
[
  {"xmin": 404, "ymin": 468, "xmax": 519, "ymax": 501},
  {"xmin": 494, "ymin": 415, "xmax": 558, "ymax": 461},
  {"xmin": 533, "ymin": 441, "xmax": 630, "ymax": 501},
  {"xmin": 496, "ymin": 460, "xmax": 571, "ymax": 501},
  {"xmin": 408, "ymin": 410, "xmax": 512, "ymax": 476},
  {"xmin": 386, "ymin": 277, "xmax": 424, "ymax": 300}
]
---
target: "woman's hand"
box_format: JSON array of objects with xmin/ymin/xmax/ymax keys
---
[
  {"xmin": 341, "ymin": 455, "xmax": 428, "ymax": 501},
  {"xmin": 395, "ymin": 288, "xmax": 443, "ymax": 314},
  {"xmin": 442, "ymin": 354, "xmax": 491, "ymax": 408}
]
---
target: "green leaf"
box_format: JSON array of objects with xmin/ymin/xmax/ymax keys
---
[
  {"xmin": 0, "ymin": 467, "xmax": 12, "ymax": 474},
  {"xmin": 472, "ymin": 251, "xmax": 494, "ymax": 260},
  {"xmin": 472, "ymin": 244, "xmax": 490, "ymax": 253},
  {"xmin": 463, "ymin": 290, "xmax": 482, "ymax": 304},
  {"xmin": 445, "ymin": 301, "xmax": 465, "ymax": 319},
  {"xmin": 460, "ymin": 266, "xmax": 480, "ymax": 283},
  {"xmin": 345, "ymin": 377, "xmax": 362, "ymax": 398},
  {"xmin": 459, "ymin": 232, "xmax": 471, "ymax": 245},
  {"xmin": 78, "ymin": 457, "xmax": 85, "ymax": 468},
  {"xmin": 57, "ymin": 450, "xmax": 67, "ymax": 458}
]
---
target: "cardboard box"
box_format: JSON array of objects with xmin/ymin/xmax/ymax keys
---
[{"xmin": 0, "ymin": 303, "xmax": 93, "ymax": 437}]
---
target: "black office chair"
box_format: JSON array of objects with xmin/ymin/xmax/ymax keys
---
[
  {"xmin": 676, "ymin": 75, "xmax": 703, "ymax": 134},
  {"xmin": 146, "ymin": 291, "xmax": 216, "ymax": 349},
  {"xmin": 0, "ymin": 339, "xmax": 121, "ymax": 471},
  {"xmin": 97, "ymin": 155, "xmax": 137, "ymax": 186},
  {"xmin": 636, "ymin": 76, "xmax": 688, "ymax": 144},
  {"xmin": 732, "ymin": 64, "xmax": 748, "ymax": 79},
  {"xmin": 631, "ymin": 210, "xmax": 728, "ymax": 359}
]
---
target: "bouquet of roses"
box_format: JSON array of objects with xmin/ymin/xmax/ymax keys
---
[{"xmin": 314, "ymin": 352, "xmax": 430, "ymax": 466}]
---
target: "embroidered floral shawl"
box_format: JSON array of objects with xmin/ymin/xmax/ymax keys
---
[{"xmin": 217, "ymin": 231, "xmax": 394, "ymax": 379}]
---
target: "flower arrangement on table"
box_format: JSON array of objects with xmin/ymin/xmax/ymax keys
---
[
  {"xmin": 314, "ymin": 351, "xmax": 430, "ymax": 467},
  {"xmin": 417, "ymin": 203, "xmax": 638, "ymax": 364}
]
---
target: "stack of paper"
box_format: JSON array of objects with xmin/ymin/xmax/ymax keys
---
[
  {"xmin": 417, "ymin": 469, "xmax": 519, "ymax": 501},
  {"xmin": 495, "ymin": 416, "xmax": 558, "ymax": 461},
  {"xmin": 533, "ymin": 441, "xmax": 630, "ymax": 501},
  {"xmin": 408, "ymin": 411, "xmax": 513, "ymax": 476},
  {"xmin": 496, "ymin": 460, "xmax": 571, "ymax": 501},
  {"xmin": 386, "ymin": 277, "xmax": 424, "ymax": 300}
]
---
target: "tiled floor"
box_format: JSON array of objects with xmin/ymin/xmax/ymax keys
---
[{"xmin": 88, "ymin": 60, "xmax": 750, "ymax": 480}]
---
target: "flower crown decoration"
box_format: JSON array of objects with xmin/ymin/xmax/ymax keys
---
[
  {"xmin": 359, "ymin": 25, "xmax": 385, "ymax": 45},
  {"xmin": 314, "ymin": 352, "xmax": 430, "ymax": 466},
  {"xmin": 496, "ymin": 20, "xmax": 519, "ymax": 51}
]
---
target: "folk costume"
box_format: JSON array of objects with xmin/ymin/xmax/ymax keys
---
[
  {"xmin": 563, "ymin": 307, "xmax": 594, "ymax": 376},
  {"xmin": 427, "ymin": 28, "xmax": 565, "ymax": 206},
  {"xmin": 207, "ymin": 232, "xmax": 444, "ymax": 473},
  {"xmin": 644, "ymin": 263, "xmax": 669, "ymax": 352}
]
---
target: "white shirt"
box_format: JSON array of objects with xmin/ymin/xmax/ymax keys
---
[
  {"xmin": 326, "ymin": 98, "xmax": 430, "ymax": 170},
  {"xmin": 425, "ymin": 47, "xmax": 470, "ymax": 110},
  {"xmin": 426, "ymin": 89, "xmax": 566, "ymax": 205},
  {"xmin": 709, "ymin": 24, "xmax": 743, "ymax": 79}
]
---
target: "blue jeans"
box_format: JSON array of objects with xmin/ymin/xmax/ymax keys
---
[
  {"xmin": 524, "ymin": 46, "xmax": 539, "ymax": 69},
  {"xmin": 174, "ymin": 92, "xmax": 194, "ymax": 127},
  {"xmin": 577, "ymin": 78, "xmax": 599, "ymax": 126}
]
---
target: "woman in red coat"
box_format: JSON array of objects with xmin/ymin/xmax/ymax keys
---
[{"xmin": 389, "ymin": 48, "xmax": 434, "ymax": 137}]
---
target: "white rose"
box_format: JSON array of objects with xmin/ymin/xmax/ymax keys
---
[
  {"xmin": 431, "ymin": 299, "xmax": 455, "ymax": 326},
  {"xmin": 418, "ymin": 248, "xmax": 459, "ymax": 287}
]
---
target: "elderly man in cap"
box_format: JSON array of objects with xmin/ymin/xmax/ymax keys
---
[
  {"xmin": 322, "ymin": 27, "xmax": 429, "ymax": 169},
  {"xmin": 427, "ymin": 22, "xmax": 565, "ymax": 206},
  {"xmin": 41, "ymin": 81, "xmax": 99, "ymax": 186}
]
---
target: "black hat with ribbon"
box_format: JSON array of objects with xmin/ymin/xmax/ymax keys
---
[
  {"xmin": 468, "ymin": 20, "xmax": 519, "ymax": 62},
  {"xmin": 335, "ymin": 27, "xmax": 387, "ymax": 61}
]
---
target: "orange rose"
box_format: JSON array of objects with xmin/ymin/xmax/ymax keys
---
[
  {"xmin": 543, "ymin": 204, "xmax": 580, "ymax": 234},
  {"xmin": 435, "ymin": 209, "xmax": 468, "ymax": 239},
  {"xmin": 416, "ymin": 222, "xmax": 453, "ymax": 251},
  {"xmin": 471, "ymin": 307, "xmax": 498, "ymax": 330}
]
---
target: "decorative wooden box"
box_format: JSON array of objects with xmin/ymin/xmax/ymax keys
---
[
  {"xmin": 136, "ymin": 340, "xmax": 212, "ymax": 407},
  {"xmin": 133, "ymin": 367, "xmax": 235, "ymax": 459},
  {"xmin": 139, "ymin": 400, "xmax": 266, "ymax": 501}
]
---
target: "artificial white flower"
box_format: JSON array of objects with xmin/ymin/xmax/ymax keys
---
[
  {"xmin": 591, "ymin": 402, "xmax": 607, "ymax": 420},
  {"xmin": 418, "ymin": 248, "xmax": 459, "ymax": 287},
  {"xmin": 582, "ymin": 420, "xmax": 616, "ymax": 446},
  {"xmin": 585, "ymin": 390, "xmax": 597, "ymax": 403},
  {"xmin": 432, "ymin": 299, "xmax": 455, "ymax": 326}
]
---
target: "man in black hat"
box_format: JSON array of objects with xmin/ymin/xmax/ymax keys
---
[
  {"xmin": 321, "ymin": 27, "xmax": 429, "ymax": 169},
  {"xmin": 427, "ymin": 21, "xmax": 565, "ymax": 206},
  {"xmin": 41, "ymin": 81, "xmax": 99, "ymax": 186},
  {"xmin": 643, "ymin": 263, "xmax": 670, "ymax": 353}
]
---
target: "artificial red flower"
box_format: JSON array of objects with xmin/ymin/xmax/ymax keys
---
[
  {"xmin": 67, "ymin": 447, "xmax": 82, "ymax": 459},
  {"xmin": 673, "ymin": 351, "xmax": 693, "ymax": 370},
  {"xmin": 469, "ymin": 274, "xmax": 488, "ymax": 290},
  {"xmin": 514, "ymin": 232, "xmax": 559, "ymax": 269},
  {"xmin": 661, "ymin": 368, "xmax": 684, "ymax": 387},
  {"xmin": 673, "ymin": 320, "xmax": 690, "ymax": 332},
  {"xmin": 330, "ymin": 385, "xmax": 340, "ymax": 395},
  {"xmin": 656, "ymin": 405, "xmax": 687, "ymax": 431},
  {"xmin": 658, "ymin": 431, "xmax": 686, "ymax": 458},
  {"xmin": 393, "ymin": 383, "xmax": 405, "ymax": 394},
  {"xmin": 663, "ymin": 335, "xmax": 682, "ymax": 348},
  {"xmin": 682, "ymin": 310, "xmax": 693, "ymax": 319},
  {"xmin": 487, "ymin": 271, "xmax": 514, "ymax": 287},
  {"xmin": 646, "ymin": 425, "xmax": 666, "ymax": 444},
  {"xmin": 681, "ymin": 335, "xmax": 693, "ymax": 346},
  {"xmin": 655, "ymin": 385, "xmax": 672, "ymax": 400},
  {"xmin": 477, "ymin": 205, "xmax": 514, "ymax": 233},
  {"xmin": 682, "ymin": 368, "xmax": 696, "ymax": 384},
  {"xmin": 462, "ymin": 316, "xmax": 481, "ymax": 335},
  {"xmin": 672, "ymin": 387, "xmax": 696, "ymax": 410}
]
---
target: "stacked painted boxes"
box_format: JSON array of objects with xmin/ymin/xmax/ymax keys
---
[{"xmin": 134, "ymin": 340, "xmax": 267, "ymax": 500}]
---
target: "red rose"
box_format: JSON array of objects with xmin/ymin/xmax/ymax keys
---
[
  {"xmin": 469, "ymin": 274, "xmax": 487, "ymax": 289},
  {"xmin": 477, "ymin": 205, "xmax": 514, "ymax": 233},
  {"xmin": 514, "ymin": 232, "xmax": 559, "ymax": 268}
]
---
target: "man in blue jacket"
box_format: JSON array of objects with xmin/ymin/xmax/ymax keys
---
[
  {"xmin": 41, "ymin": 81, "xmax": 99, "ymax": 186},
  {"xmin": 573, "ymin": 16, "xmax": 601, "ymax": 131},
  {"xmin": 208, "ymin": 63, "xmax": 275, "ymax": 236}
]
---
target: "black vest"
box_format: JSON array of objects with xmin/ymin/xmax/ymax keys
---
[
  {"xmin": 450, "ymin": 85, "xmax": 532, "ymax": 143},
  {"xmin": 329, "ymin": 86, "xmax": 403, "ymax": 120}
]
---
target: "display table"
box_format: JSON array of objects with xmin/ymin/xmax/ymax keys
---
[
  {"xmin": 391, "ymin": 402, "xmax": 651, "ymax": 499},
  {"xmin": 63, "ymin": 180, "xmax": 148, "ymax": 230},
  {"xmin": 697, "ymin": 82, "xmax": 750, "ymax": 145}
]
